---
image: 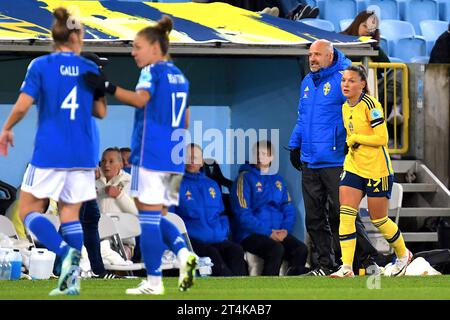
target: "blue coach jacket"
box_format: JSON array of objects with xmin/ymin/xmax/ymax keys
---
[
  {"xmin": 175, "ymin": 171, "xmax": 229, "ymax": 243},
  {"xmin": 230, "ymin": 164, "xmax": 296, "ymax": 243},
  {"xmin": 288, "ymin": 48, "xmax": 351, "ymax": 168}
]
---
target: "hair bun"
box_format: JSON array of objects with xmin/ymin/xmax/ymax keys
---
[
  {"xmin": 53, "ymin": 7, "xmax": 70, "ymax": 23},
  {"xmin": 158, "ymin": 15, "xmax": 173, "ymax": 34}
]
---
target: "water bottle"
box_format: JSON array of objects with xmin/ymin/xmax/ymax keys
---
[
  {"xmin": 10, "ymin": 249, "xmax": 22, "ymax": 280},
  {"xmin": 0, "ymin": 250, "xmax": 12, "ymax": 281},
  {"xmin": 198, "ymin": 257, "xmax": 213, "ymax": 277}
]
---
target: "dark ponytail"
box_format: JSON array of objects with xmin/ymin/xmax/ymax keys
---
[
  {"xmin": 346, "ymin": 65, "xmax": 370, "ymax": 95},
  {"xmin": 137, "ymin": 15, "xmax": 173, "ymax": 56},
  {"xmin": 51, "ymin": 7, "xmax": 82, "ymax": 45}
]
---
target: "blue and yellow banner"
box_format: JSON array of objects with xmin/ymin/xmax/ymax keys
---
[{"xmin": 0, "ymin": 0, "xmax": 370, "ymax": 45}]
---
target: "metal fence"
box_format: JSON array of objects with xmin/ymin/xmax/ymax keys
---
[{"xmin": 367, "ymin": 62, "xmax": 410, "ymax": 155}]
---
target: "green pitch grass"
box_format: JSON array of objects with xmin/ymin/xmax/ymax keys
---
[{"xmin": 1, "ymin": 276, "xmax": 450, "ymax": 300}]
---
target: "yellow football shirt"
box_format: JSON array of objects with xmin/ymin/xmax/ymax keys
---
[{"xmin": 342, "ymin": 94, "xmax": 393, "ymax": 179}]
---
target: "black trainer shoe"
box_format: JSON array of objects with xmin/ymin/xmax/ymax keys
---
[{"xmin": 304, "ymin": 266, "xmax": 332, "ymax": 276}]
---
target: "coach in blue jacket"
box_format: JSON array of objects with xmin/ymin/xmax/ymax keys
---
[
  {"xmin": 231, "ymin": 141, "xmax": 308, "ymax": 276},
  {"xmin": 175, "ymin": 144, "xmax": 247, "ymax": 276},
  {"xmin": 288, "ymin": 39, "xmax": 378, "ymax": 276}
]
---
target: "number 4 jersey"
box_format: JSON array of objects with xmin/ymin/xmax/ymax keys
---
[
  {"xmin": 131, "ymin": 61, "xmax": 189, "ymax": 174},
  {"xmin": 20, "ymin": 52, "xmax": 100, "ymax": 169}
]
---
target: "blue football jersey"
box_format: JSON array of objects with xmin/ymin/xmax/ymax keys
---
[
  {"xmin": 130, "ymin": 61, "xmax": 189, "ymax": 173},
  {"xmin": 20, "ymin": 52, "xmax": 100, "ymax": 169}
]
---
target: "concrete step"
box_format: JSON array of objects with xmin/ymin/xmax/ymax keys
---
[
  {"xmin": 401, "ymin": 183, "xmax": 438, "ymax": 193},
  {"xmin": 403, "ymin": 232, "xmax": 438, "ymax": 242},
  {"xmin": 392, "ymin": 160, "xmax": 417, "ymax": 174},
  {"xmin": 388, "ymin": 207, "xmax": 450, "ymax": 217}
]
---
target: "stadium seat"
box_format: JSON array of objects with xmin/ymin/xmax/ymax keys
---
[
  {"xmin": 300, "ymin": 18, "xmax": 335, "ymax": 32},
  {"xmin": 409, "ymin": 55, "xmax": 430, "ymax": 63},
  {"xmin": 380, "ymin": 19, "xmax": 416, "ymax": 56},
  {"xmin": 402, "ymin": 0, "xmax": 439, "ymax": 35},
  {"xmin": 315, "ymin": 0, "xmax": 326, "ymax": 19},
  {"xmin": 323, "ymin": 0, "xmax": 357, "ymax": 32},
  {"xmin": 339, "ymin": 18, "xmax": 353, "ymax": 32},
  {"xmin": 356, "ymin": 0, "xmax": 368, "ymax": 13},
  {"xmin": 366, "ymin": 0, "xmax": 399, "ymax": 20},
  {"xmin": 393, "ymin": 37, "xmax": 427, "ymax": 62},
  {"xmin": 166, "ymin": 212, "xmax": 195, "ymax": 252},
  {"xmin": 379, "ymin": 36, "xmax": 389, "ymax": 55},
  {"xmin": 437, "ymin": 0, "xmax": 450, "ymax": 21},
  {"xmin": 420, "ymin": 20, "xmax": 448, "ymax": 55},
  {"xmin": 0, "ymin": 215, "xmax": 19, "ymax": 240},
  {"xmin": 388, "ymin": 56, "xmax": 404, "ymax": 63},
  {"xmin": 98, "ymin": 214, "xmax": 145, "ymax": 275},
  {"xmin": 380, "ymin": 19, "xmax": 415, "ymax": 41},
  {"xmin": 304, "ymin": 0, "xmax": 318, "ymax": 7},
  {"xmin": 105, "ymin": 212, "xmax": 140, "ymax": 244}
]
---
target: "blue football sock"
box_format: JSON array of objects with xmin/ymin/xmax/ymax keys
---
[
  {"xmin": 139, "ymin": 210, "xmax": 165, "ymax": 276},
  {"xmin": 60, "ymin": 221, "xmax": 83, "ymax": 251},
  {"xmin": 24, "ymin": 212, "xmax": 69, "ymax": 257},
  {"xmin": 161, "ymin": 216, "xmax": 187, "ymax": 255}
]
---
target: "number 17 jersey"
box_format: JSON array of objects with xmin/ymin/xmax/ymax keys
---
[
  {"xmin": 20, "ymin": 52, "xmax": 100, "ymax": 169},
  {"xmin": 131, "ymin": 61, "xmax": 189, "ymax": 174}
]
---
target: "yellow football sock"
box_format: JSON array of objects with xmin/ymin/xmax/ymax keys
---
[
  {"xmin": 339, "ymin": 205, "xmax": 358, "ymax": 266},
  {"xmin": 371, "ymin": 216, "xmax": 407, "ymax": 257}
]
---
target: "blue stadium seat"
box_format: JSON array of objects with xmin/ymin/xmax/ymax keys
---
[
  {"xmin": 402, "ymin": 0, "xmax": 439, "ymax": 35},
  {"xmin": 388, "ymin": 56, "xmax": 404, "ymax": 63},
  {"xmin": 316, "ymin": 0, "xmax": 326, "ymax": 19},
  {"xmin": 380, "ymin": 19, "xmax": 416, "ymax": 56},
  {"xmin": 393, "ymin": 37, "xmax": 427, "ymax": 62},
  {"xmin": 323, "ymin": 0, "xmax": 358, "ymax": 31},
  {"xmin": 379, "ymin": 36, "xmax": 389, "ymax": 55},
  {"xmin": 397, "ymin": 0, "xmax": 407, "ymax": 19},
  {"xmin": 357, "ymin": 0, "xmax": 368, "ymax": 13},
  {"xmin": 420, "ymin": 20, "xmax": 448, "ymax": 55},
  {"xmin": 339, "ymin": 19, "xmax": 353, "ymax": 32},
  {"xmin": 437, "ymin": 0, "xmax": 450, "ymax": 21},
  {"xmin": 305, "ymin": 0, "xmax": 318, "ymax": 7},
  {"xmin": 409, "ymin": 55, "xmax": 430, "ymax": 63},
  {"xmin": 300, "ymin": 18, "xmax": 335, "ymax": 32},
  {"xmin": 366, "ymin": 0, "xmax": 399, "ymax": 20}
]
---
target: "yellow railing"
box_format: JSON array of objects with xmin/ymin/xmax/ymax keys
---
[{"xmin": 354, "ymin": 62, "xmax": 409, "ymax": 155}]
